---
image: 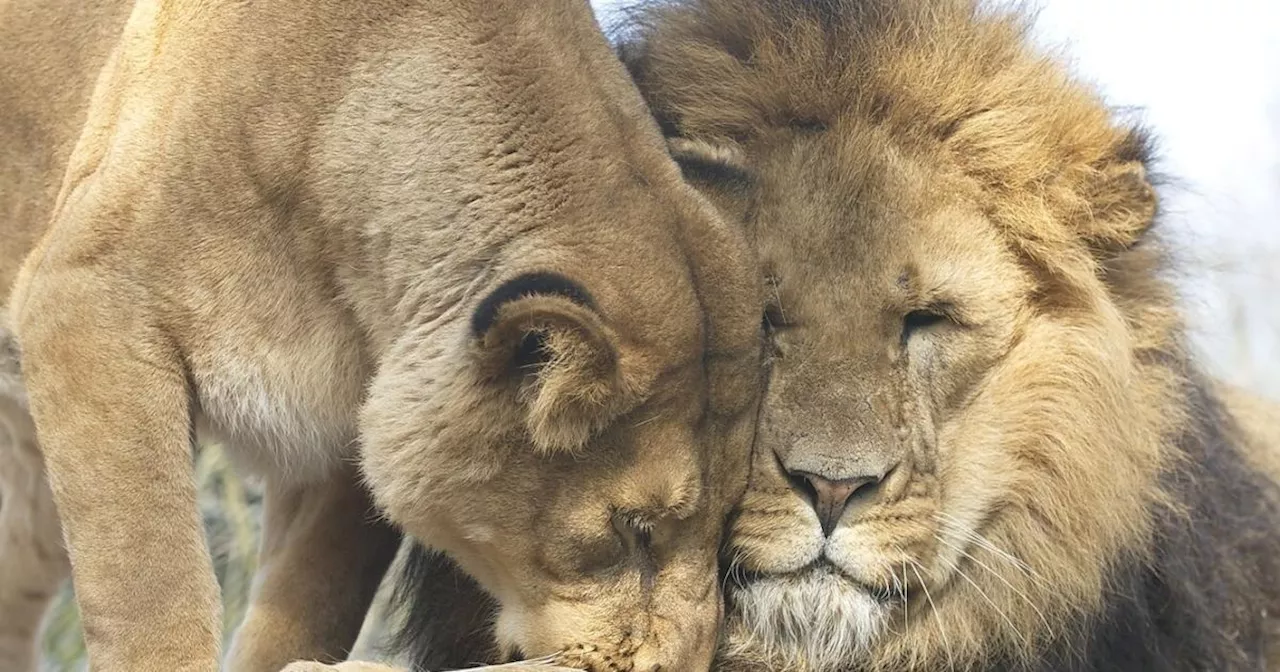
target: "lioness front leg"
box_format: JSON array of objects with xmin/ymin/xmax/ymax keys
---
[
  {"xmin": 0, "ymin": 366, "xmax": 69, "ymax": 672},
  {"xmin": 227, "ymin": 466, "xmax": 399, "ymax": 672},
  {"xmin": 16, "ymin": 292, "xmax": 221, "ymax": 671}
]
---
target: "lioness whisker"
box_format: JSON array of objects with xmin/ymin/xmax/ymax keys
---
[
  {"xmin": 767, "ymin": 274, "xmax": 786, "ymax": 323},
  {"xmin": 465, "ymin": 655, "xmax": 580, "ymax": 671}
]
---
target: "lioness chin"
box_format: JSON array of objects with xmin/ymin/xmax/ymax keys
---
[
  {"xmin": 387, "ymin": 0, "xmax": 1280, "ymax": 670},
  {"xmin": 0, "ymin": 1, "xmax": 763, "ymax": 671}
]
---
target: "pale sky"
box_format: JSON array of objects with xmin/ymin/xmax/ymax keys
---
[{"xmin": 591, "ymin": 0, "xmax": 1280, "ymax": 397}]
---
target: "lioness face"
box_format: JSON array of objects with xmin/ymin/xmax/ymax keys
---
[{"xmin": 360, "ymin": 199, "xmax": 763, "ymax": 669}]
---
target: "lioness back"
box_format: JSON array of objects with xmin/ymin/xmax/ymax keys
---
[{"xmin": 1, "ymin": 1, "xmax": 763, "ymax": 671}]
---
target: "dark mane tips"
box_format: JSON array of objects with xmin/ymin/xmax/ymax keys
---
[{"xmin": 389, "ymin": 544, "xmax": 499, "ymax": 670}]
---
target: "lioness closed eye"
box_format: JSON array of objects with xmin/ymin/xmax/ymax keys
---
[
  {"xmin": 389, "ymin": 0, "xmax": 1280, "ymax": 671},
  {"xmin": 0, "ymin": 1, "xmax": 762, "ymax": 671}
]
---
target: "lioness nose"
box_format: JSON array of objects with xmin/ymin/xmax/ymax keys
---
[{"xmin": 790, "ymin": 470, "xmax": 883, "ymax": 536}]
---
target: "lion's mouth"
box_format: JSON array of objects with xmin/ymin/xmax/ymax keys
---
[{"xmin": 727, "ymin": 559, "xmax": 903, "ymax": 604}]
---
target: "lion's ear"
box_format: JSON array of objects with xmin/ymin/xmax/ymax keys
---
[
  {"xmin": 1076, "ymin": 137, "xmax": 1158, "ymax": 250},
  {"xmin": 471, "ymin": 273, "xmax": 634, "ymax": 455}
]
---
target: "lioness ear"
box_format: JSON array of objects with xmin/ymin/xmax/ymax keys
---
[{"xmin": 472, "ymin": 272, "xmax": 634, "ymax": 455}]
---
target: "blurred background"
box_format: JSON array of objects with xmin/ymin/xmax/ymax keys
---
[
  {"xmin": 39, "ymin": 0, "xmax": 1279, "ymax": 668},
  {"xmin": 1021, "ymin": 0, "xmax": 1280, "ymax": 398}
]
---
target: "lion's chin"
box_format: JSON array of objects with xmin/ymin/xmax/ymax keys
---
[{"xmin": 725, "ymin": 566, "xmax": 890, "ymax": 671}]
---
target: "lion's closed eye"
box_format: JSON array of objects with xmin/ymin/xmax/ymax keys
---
[{"xmin": 901, "ymin": 301, "xmax": 967, "ymax": 343}]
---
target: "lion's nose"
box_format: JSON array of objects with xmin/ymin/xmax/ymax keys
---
[{"xmin": 789, "ymin": 470, "xmax": 884, "ymax": 535}]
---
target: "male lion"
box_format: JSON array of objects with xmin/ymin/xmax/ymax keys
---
[
  {"xmin": 0, "ymin": 1, "xmax": 763, "ymax": 671},
  {"xmin": 388, "ymin": 0, "xmax": 1280, "ymax": 670}
]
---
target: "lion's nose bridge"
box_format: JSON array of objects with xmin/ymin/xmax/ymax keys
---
[
  {"xmin": 781, "ymin": 365, "xmax": 903, "ymax": 475},
  {"xmin": 773, "ymin": 367, "xmax": 904, "ymax": 532}
]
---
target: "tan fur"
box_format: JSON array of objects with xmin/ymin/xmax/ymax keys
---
[
  {"xmin": 619, "ymin": 0, "xmax": 1280, "ymax": 670},
  {"xmin": 0, "ymin": 325, "xmax": 69, "ymax": 672},
  {"xmin": 0, "ymin": 1, "xmax": 764, "ymax": 671},
  {"xmin": 282, "ymin": 664, "xmax": 411, "ymax": 672}
]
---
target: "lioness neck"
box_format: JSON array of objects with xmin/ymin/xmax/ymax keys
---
[{"xmin": 304, "ymin": 0, "xmax": 689, "ymax": 351}]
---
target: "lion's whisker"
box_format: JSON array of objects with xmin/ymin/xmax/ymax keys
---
[
  {"xmin": 933, "ymin": 512, "xmax": 1030, "ymax": 572},
  {"xmin": 631, "ymin": 413, "xmax": 664, "ymax": 428},
  {"xmin": 938, "ymin": 528, "xmax": 1045, "ymax": 596},
  {"xmin": 932, "ymin": 533, "xmax": 1053, "ymax": 635},
  {"xmin": 935, "ymin": 536, "xmax": 1030, "ymax": 650},
  {"xmin": 901, "ymin": 560, "xmax": 910, "ymax": 636},
  {"xmin": 721, "ymin": 550, "xmax": 745, "ymax": 598},
  {"xmin": 909, "ymin": 559, "xmax": 954, "ymax": 672},
  {"xmin": 933, "ymin": 512, "xmax": 1044, "ymax": 584}
]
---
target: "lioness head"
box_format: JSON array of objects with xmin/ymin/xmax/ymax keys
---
[
  {"xmin": 364, "ymin": 243, "xmax": 761, "ymax": 669},
  {"xmin": 347, "ymin": 2, "xmax": 764, "ymax": 668},
  {"xmin": 364, "ymin": 252, "xmax": 762, "ymax": 667},
  {"xmin": 624, "ymin": 0, "xmax": 1183, "ymax": 669}
]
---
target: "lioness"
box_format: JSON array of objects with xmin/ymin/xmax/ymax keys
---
[
  {"xmin": 0, "ymin": 1, "xmax": 763, "ymax": 671},
  {"xmin": 388, "ymin": 0, "xmax": 1280, "ymax": 670}
]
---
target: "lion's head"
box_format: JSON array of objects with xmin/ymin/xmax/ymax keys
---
[{"xmin": 620, "ymin": 0, "xmax": 1280, "ymax": 669}]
